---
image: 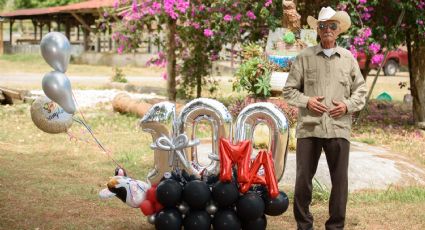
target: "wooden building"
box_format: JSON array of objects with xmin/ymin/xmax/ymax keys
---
[{"xmin": 0, "ymin": 0, "xmax": 115, "ymax": 55}]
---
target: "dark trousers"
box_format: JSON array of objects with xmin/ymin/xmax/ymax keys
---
[{"xmin": 294, "ymin": 137, "xmax": 350, "ymax": 230}]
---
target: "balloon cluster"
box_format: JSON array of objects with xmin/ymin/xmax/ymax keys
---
[
  {"xmin": 99, "ymin": 98, "xmax": 292, "ymax": 229},
  {"xmin": 146, "ymin": 171, "xmax": 289, "ymax": 230},
  {"xmin": 31, "ymin": 32, "xmax": 76, "ymax": 134}
]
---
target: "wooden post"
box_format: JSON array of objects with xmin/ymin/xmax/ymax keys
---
[
  {"xmin": 83, "ymin": 28, "xmax": 90, "ymax": 51},
  {"xmin": 32, "ymin": 20, "xmax": 37, "ymax": 40},
  {"xmin": 57, "ymin": 20, "xmax": 61, "ymax": 31},
  {"xmin": 9, "ymin": 20, "xmax": 14, "ymax": 44},
  {"xmin": 48, "ymin": 21, "xmax": 51, "ymax": 32},
  {"xmin": 0, "ymin": 21, "xmax": 3, "ymax": 55},
  {"xmin": 96, "ymin": 33, "xmax": 101, "ymax": 52},
  {"xmin": 65, "ymin": 20, "xmax": 71, "ymax": 40},
  {"xmin": 108, "ymin": 26, "xmax": 112, "ymax": 51},
  {"xmin": 76, "ymin": 26, "xmax": 80, "ymax": 41},
  {"xmin": 39, "ymin": 22, "xmax": 43, "ymax": 39}
]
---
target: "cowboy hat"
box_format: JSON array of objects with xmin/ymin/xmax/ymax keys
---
[{"xmin": 307, "ymin": 6, "xmax": 351, "ymax": 33}]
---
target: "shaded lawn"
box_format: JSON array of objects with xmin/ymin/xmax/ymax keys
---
[{"xmin": 0, "ymin": 104, "xmax": 424, "ymax": 229}]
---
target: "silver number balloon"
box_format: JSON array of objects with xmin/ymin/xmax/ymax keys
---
[
  {"xmin": 42, "ymin": 71, "xmax": 76, "ymax": 114},
  {"xmin": 139, "ymin": 102, "xmax": 175, "ymax": 183},
  {"xmin": 235, "ymin": 102, "xmax": 289, "ymax": 181},
  {"xmin": 176, "ymin": 98, "xmax": 233, "ymax": 176},
  {"xmin": 30, "ymin": 95, "xmax": 73, "ymax": 134},
  {"xmin": 40, "ymin": 32, "xmax": 71, "ymax": 73}
]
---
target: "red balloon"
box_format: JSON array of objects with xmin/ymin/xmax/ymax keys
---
[
  {"xmin": 141, "ymin": 185, "xmax": 164, "ymax": 215},
  {"xmin": 219, "ymin": 138, "xmax": 252, "ymax": 183},
  {"xmin": 239, "ymin": 151, "xmax": 279, "ymax": 198},
  {"xmin": 154, "ymin": 202, "xmax": 164, "ymax": 212},
  {"xmin": 146, "ymin": 187, "xmax": 157, "ymax": 203},
  {"xmin": 140, "ymin": 200, "xmax": 155, "ymax": 216}
]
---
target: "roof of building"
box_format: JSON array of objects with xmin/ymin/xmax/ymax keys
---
[{"xmin": 0, "ymin": 0, "xmax": 115, "ymax": 18}]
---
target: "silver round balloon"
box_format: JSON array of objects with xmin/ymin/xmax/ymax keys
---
[
  {"xmin": 206, "ymin": 203, "xmax": 218, "ymax": 215},
  {"xmin": 178, "ymin": 202, "xmax": 189, "ymax": 214},
  {"xmin": 139, "ymin": 101, "xmax": 175, "ymax": 184},
  {"xmin": 176, "ymin": 98, "xmax": 233, "ymax": 176},
  {"xmin": 147, "ymin": 214, "xmax": 156, "ymax": 225},
  {"xmin": 235, "ymin": 102, "xmax": 290, "ymax": 181},
  {"xmin": 30, "ymin": 95, "xmax": 73, "ymax": 134},
  {"xmin": 40, "ymin": 32, "xmax": 71, "ymax": 73},
  {"xmin": 42, "ymin": 71, "xmax": 76, "ymax": 114}
]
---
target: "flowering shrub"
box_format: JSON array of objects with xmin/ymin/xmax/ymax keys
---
[
  {"xmin": 105, "ymin": 0, "xmax": 282, "ymax": 99},
  {"xmin": 336, "ymin": 0, "xmax": 425, "ymax": 76},
  {"xmin": 226, "ymin": 97, "xmax": 298, "ymax": 125}
]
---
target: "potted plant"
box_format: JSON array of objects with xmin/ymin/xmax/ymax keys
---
[{"xmin": 233, "ymin": 56, "xmax": 272, "ymax": 99}]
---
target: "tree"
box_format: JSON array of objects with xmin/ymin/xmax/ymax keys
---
[
  {"xmin": 331, "ymin": 0, "xmax": 425, "ymax": 126},
  {"xmin": 107, "ymin": 0, "xmax": 282, "ymax": 101},
  {"xmin": 14, "ymin": 0, "xmax": 81, "ymax": 9}
]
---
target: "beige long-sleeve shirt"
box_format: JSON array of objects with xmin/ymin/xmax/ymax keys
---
[{"xmin": 282, "ymin": 45, "xmax": 367, "ymax": 140}]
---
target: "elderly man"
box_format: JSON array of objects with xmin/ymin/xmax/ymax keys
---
[{"xmin": 283, "ymin": 6, "xmax": 367, "ymax": 230}]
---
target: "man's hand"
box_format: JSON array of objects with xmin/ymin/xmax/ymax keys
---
[
  {"xmin": 329, "ymin": 100, "xmax": 347, "ymax": 118},
  {"xmin": 307, "ymin": 96, "xmax": 328, "ymax": 115}
]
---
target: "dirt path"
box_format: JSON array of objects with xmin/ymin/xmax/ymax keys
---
[{"xmin": 196, "ymin": 140, "xmax": 425, "ymax": 191}]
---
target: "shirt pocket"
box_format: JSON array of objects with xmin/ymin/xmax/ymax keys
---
[
  {"xmin": 338, "ymin": 70, "xmax": 351, "ymax": 99},
  {"xmin": 304, "ymin": 69, "xmax": 317, "ymax": 96}
]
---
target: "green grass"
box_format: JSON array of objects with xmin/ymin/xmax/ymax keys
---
[
  {"xmin": 1, "ymin": 104, "xmax": 424, "ymax": 229},
  {"xmin": 352, "ymin": 186, "xmax": 425, "ymax": 203}
]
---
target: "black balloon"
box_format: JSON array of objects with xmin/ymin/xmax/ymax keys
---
[
  {"xmin": 156, "ymin": 179, "xmax": 183, "ymax": 208},
  {"xmin": 183, "ymin": 180, "xmax": 211, "ymax": 210},
  {"xmin": 212, "ymin": 181, "xmax": 239, "ymax": 208},
  {"xmin": 213, "ymin": 209, "xmax": 241, "ymax": 230},
  {"xmin": 183, "ymin": 210, "xmax": 211, "ymax": 230},
  {"xmin": 155, "ymin": 208, "xmax": 182, "ymax": 230},
  {"xmin": 264, "ymin": 191, "xmax": 289, "ymax": 216},
  {"xmin": 242, "ymin": 215, "xmax": 267, "ymax": 230},
  {"xmin": 236, "ymin": 192, "xmax": 265, "ymax": 221}
]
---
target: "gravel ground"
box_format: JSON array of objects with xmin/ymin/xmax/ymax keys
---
[{"xmin": 30, "ymin": 89, "xmax": 166, "ymax": 108}]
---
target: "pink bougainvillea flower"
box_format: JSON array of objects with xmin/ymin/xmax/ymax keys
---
[
  {"xmin": 265, "ymin": 0, "xmax": 272, "ymax": 7},
  {"xmin": 117, "ymin": 45, "xmax": 125, "ymax": 54},
  {"xmin": 246, "ymin": 11, "xmax": 256, "ymax": 20},
  {"xmin": 361, "ymin": 12, "xmax": 371, "ymax": 21},
  {"xmin": 353, "ymin": 36, "xmax": 365, "ymax": 46},
  {"xmin": 204, "ymin": 29, "xmax": 214, "ymax": 37},
  {"xmin": 161, "ymin": 72, "xmax": 167, "ymax": 80},
  {"xmin": 359, "ymin": 0, "xmax": 367, "ymax": 4},
  {"xmin": 371, "ymin": 54, "xmax": 384, "ymax": 65},
  {"xmin": 223, "ymin": 14, "xmax": 233, "ymax": 22},
  {"xmin": 192, "ymin": 22, "xmax": 200, "ymax": 29},
  {"xmin": 234, "ymin": 13, "xmax": 242, "ymax": 21},
  {"xmin": 131, "ymin": 0, "xmax": 138, "ymax": 13},
  {"xmin": 368, "ymin": 43, "xmax": 381, "ymax": 54},
  {"xmin": 349, "ymin": 45, "xmax": 358, "ymax": 59},
  {"xmin": 362, "ymin": 27, "xmax": 372, "ymax": 38},
  {"xmin": 113, "ymin": 0, "xmax": 119, "ymax": 9}
]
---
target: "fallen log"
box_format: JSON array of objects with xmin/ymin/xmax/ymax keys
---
[
  {"xmin": 112, "ymin": 93, "xmax": 184, "ymax": 117},
  {"xmin": 112, "ymin": 93, "xmax": 153, "ymax": 117},
  {"xmin": 0, "ymin": 87, "xmax": 30, "ymax": 105}
]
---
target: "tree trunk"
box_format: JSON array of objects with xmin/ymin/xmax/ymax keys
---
[
  {"xmin": 411, "ymin": 44, "xmax": 425, "ymax": 127},
  {"xmin": 361, "ymin": 57, "xmax": 371, "ymax": 81},
  {"xmin": 166, "ymin": 18, "xmax": 177, "ymax": 101}
]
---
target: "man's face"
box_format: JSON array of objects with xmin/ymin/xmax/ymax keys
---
[{"xmin": 317, "ymin": 20, "xmax": 341, "ymax": 44}]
